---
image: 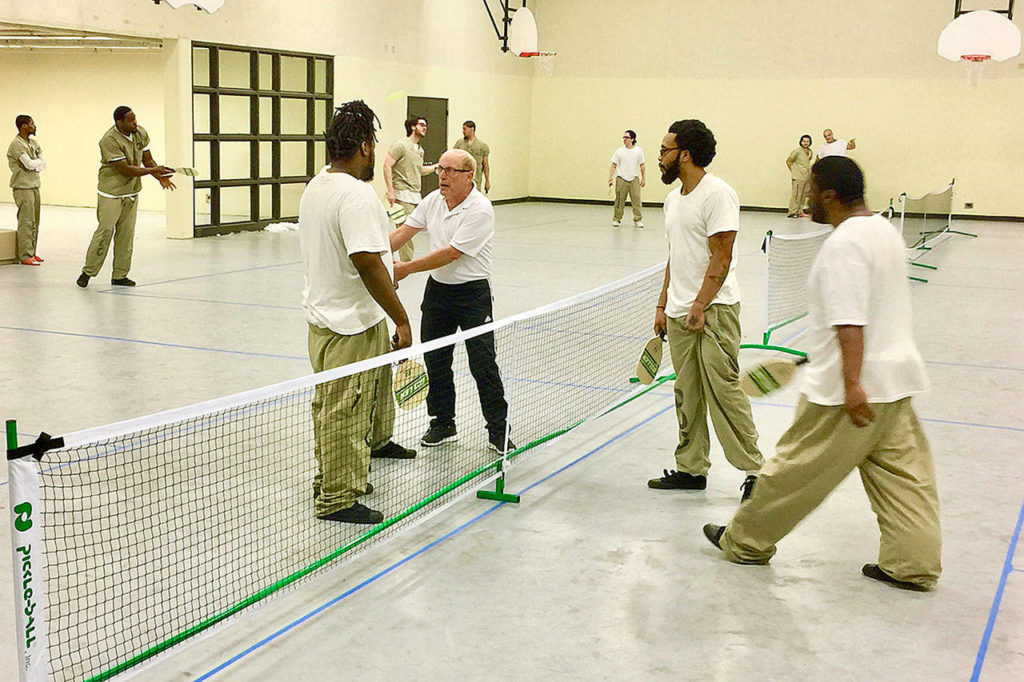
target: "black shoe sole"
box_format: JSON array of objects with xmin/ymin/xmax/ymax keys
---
[
  {"xmin": 318, "ymin": 508, "xmax": 384, "ymax": 524},
  {"xmin": 370, "ymin": 448, "xmax": 416, "ymax": 459},
  {"xmin": 861, "ymin": 564, "xmax": 931, "ymax": 592},
  {"xmin": 421, "ymin": 435, "xmax": 458, "ymax": 447}
]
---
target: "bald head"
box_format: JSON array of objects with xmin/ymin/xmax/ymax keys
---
[{"xmin": 441, "ymin": 148, "xmax": 476, "ymax": 176}]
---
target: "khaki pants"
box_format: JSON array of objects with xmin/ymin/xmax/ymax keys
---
[
  {"xmin": 721, "ymin": 396, "xmax": 942, "ymax": 589},
  {"xmin": 788, "ymin": 178, "xmax": 809, "ymax": 216},
  {"xmin": 394, "ymin": 200, "xmax": 416, "ymax": 262},
  {"xmin": 308, "ymin": 319, "xmax": 395, "ymax": 516},
  {"xmin": 84, "ymin": 195, "xmax": 138, "ymax": 279},
  {"xmin": 12, "ymin": 188, "xmax": 40, "ymax": 262},
  {"xmin": 667, "ymin": 304, "xmax": 763, "ymax": 475},
  {"xmin": 613, "ymin": 177, "xmax": 642, "ymax": 223}
]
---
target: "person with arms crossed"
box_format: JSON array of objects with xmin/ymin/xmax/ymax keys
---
[
  {"xmin": 817, "ymin": 128, "xmax": 855, "ymax": 159},
  {"xmin": 300, "ymin": 100, "xmax": 416, "ymax": 526},
  {"xmin": 391, "ymin": 148, "xmax": 514, "ymax": 455},
  {"xmin": 649, "ymin": 119, "xmax": 763, "ymax": 501},
  {"xmin": 76, "ymin": 106, "xmax": 175, "ymax": 288},
  {"xmin": 7, "ymin": 115, "xmax": 46, "ymax": 266},
  {"xmin": 453, "ymin": 120, "xmax": 490, "ymax": 194},
  {"xmin": 703, "ymin": 157, "xmax": 941, "ymax": 592},
  {"xmin": 786, "ymin": 134, "xmax": 814, "ymax": 218},
  {"xmin": 383, "ymin": 116, "xmax": 438, "ymax": 262},
  {"xmin": 608, "ymin": 129, "xmax": 646, "ymax": 228}
]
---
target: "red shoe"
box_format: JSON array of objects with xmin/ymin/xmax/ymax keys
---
[
  {"xmin": 20, "ymin": 259, "xmax": 40, "ymax": 266},
  {"xmin": 30, "ymin": 255, "xmax": 44, "ymax": 263}
]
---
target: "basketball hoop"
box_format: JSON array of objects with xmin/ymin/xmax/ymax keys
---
[
  {"xmin": 962, "ymin": 53, "xmax": 991, "ymax": 86},
  {"xmin": 519, "ymin": 50, "xmax": 557, "ymax": 76},
  {"xmin": 938, "ymin": 10, "xmax": 1021, "ymax": 86},
  {"xmin": 508, "ymin": 6, "xmax": 557, "ymax": 75}
]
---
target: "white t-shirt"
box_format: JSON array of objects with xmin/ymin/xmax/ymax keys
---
[
  {"xmin": 405, "ymin": 187, "xmax": 494, "ymax": 284},
  {"xmin": 299, "ymin": 169, "xmax": 394, "ymax": 335},
  {"xmin": 611, "ymin": 146, "xmax": 645, "ymax": 182},
  {"xmin": 818, "ymin": 140, "xmax": 849, "ymax": 158},
  {"xmin": 662, "ymin": 173, "xmax": 742, "ymax": 316},
  {"xmin": 801, "ymin": 214, "xmax": 929, "ymax": 406}
]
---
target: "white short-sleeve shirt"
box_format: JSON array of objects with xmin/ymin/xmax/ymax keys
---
[
  {"xmin": 404, "ymin": 187, "xmax": 495, "ymax": 284},
  {"xmin": 817, "ymin": 140, "xmax": 849, "ymax": 158},
  {"xmin": 662, "ymin": 173, "xmax": 742, "ymax": 316},
  {"xmin": 611, "ymin": 146, "xmax": 645, "ymax": 182},
  {"xmin": 801, "ymin": 214, "xmax": 929, "ymax": 405},
  {"xmin": 299, "ymin": 169, "xmax": 394, "ymax": 335}
]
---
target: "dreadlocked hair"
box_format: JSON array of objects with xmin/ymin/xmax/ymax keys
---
[{"xmin": 325, "ymin": 100, "xmax": 380, "ymax": 161}]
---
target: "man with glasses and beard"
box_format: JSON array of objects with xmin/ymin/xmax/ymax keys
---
[
  {"xmin": 390, "ymin": 149, "xmax": 514, "ymax": 456},
  {"xmin": 648, "ymin": 119, "xmax": 764, "ymax": 501},
  {"xmin": 299, "ymin": 100, "xmax": 416, "ymax": 526}
]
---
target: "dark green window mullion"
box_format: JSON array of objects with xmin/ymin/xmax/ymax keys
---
[
  {"xmin": 306, "ymin": 57, "xmax": 316, "ymax": 176},
  {"xmin": 209, "ymin": 47, "xmax": 221, "ymax": 227},
  {"xmin": 271, "ymin": 54, "xmax": 282, "ymax": 219}
]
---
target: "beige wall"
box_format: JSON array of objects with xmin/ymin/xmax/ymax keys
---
[{"xmin": 530, "ymin": 0, "xmax": 1024, "ymax": 217}]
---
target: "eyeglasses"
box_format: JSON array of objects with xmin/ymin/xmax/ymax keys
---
[
  {"xmin": 659, "ymin": 146, "xmax": 680, "ymax": 157},
  {"xmin": 437, "ymin": 166, "xmax": 471, "ymax": 175}
]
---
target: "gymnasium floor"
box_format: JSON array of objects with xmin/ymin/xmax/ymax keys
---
[{"xmin": 1, "ymin": 199, "xmax": 1022, "ymax": 681}]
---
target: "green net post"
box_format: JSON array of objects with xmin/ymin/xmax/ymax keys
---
[
  {"xmin": 5, "ymin": 419, "xmax": 16, "ymax": 451},
  {"xmin": 477, "ymin": 460, "xmax": 520, "ymax": 503}
]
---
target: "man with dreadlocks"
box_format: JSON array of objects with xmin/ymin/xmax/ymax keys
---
[{"xmin": 299, "ymin": 99, "xmax": 415, "ymax": 525}]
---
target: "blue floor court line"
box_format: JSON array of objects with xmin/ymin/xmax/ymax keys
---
[
  {"xmin": 0, "ymin": 325, "xmax": 307, "ymax": 361},
  {"xmin": 971, "ymin": 493, "xmax": 1024, "ymax": 682},
  {"xmin": 96, "ymin": 291, "xmax": 299, "ymax": 311},
  {"xmin": 195, "ymin": 401, "xmax": 676, "ymax": 680},
  {"xmin": 97, "ymin": 260, "xmax": 300, "ymax": 291}
]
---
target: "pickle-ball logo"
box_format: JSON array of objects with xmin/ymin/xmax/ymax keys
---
[{"xmin": 14, "ymin": 502, "xmax": 33, "ymax": 532}]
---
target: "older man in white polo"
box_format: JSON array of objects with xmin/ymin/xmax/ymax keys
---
[{"xmin": 391, "ymin": 149, "xmax": 513, "ymax": 455}]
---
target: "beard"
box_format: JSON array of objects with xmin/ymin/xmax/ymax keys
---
[
  {"xmin": 360, "ymin": 150, "xmax": 375, "ymax": 181},
  {"xmin": 660, "ymin": 155, "xmax": 681, "ymax": 185},
  {"xmin": 809, "ymin": 199, "xmax": 827, "ymax": 224}
]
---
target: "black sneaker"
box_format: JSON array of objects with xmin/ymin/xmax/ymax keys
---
[
  {"xmin": 111, "ymin": 277, "xmax": 136, "ymax": 287},
  {"xmin": 421, "ymin": 422, "xmax": 457, "ymax": 447},
  {"xmin": 370, "ymin": 441, "xmax": 416, "ymax": 459},
  {"xmin": 703, "ymin": 524, "xmax": 725, "ymax": 549},
  {"xmin": 318, "ymin": 502, "xmax": 384, "ymax": 525},
  {"xmin": 314, "ymin": 481, "xmax": 373, "ymax": 500},
  {"xmin": 741, "ymin": 475, "xmax": 757, "ymax": 502},
  {"xmin": 648, "ymin": 469, "xmax": 707, "ymax": 490},
  {"xmin": 861, "ymin": 564, "xmax": 931, "ymax": 592},
  {"xmin": 488, "ymin": 433, "xmax": 517, "ymax": 455},
  {"xmin": 76, "ymin": 272, "xmax": 90, "ymax": 288}
]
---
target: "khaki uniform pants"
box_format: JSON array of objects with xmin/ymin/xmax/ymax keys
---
[
  {"xmin": 721, "ymin": 396, "xmax": 942, "ymax": 589},
  {"xmin": 788, "ymin": 178, "xmax": 810, "ymax": 216},
  {"xmin": 13, "ymin": 188, "xmax": 40, "ymax": 262},
  {"xmin": 308, "ymin": 319, "xmax": 395, "ymax": 516},
  {"xmin": 613, "ymin": 177, "xmax": 642, "ymax": 223},
  {"xmin": 394, "ymin": 200, "xmax": 416, "ymax": 262},
  {"xmin": 667, "ymin": 304, "xmax": 763, "ymax": 475},
  {"xmin": 84, "ymin": 195, "xmax": 138, "ymax": 279}
]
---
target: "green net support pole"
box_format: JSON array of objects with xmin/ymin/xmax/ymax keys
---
[
  {"xmin": 910, "ymin": 262, "xmax": 938, "ymax": 271},
  {"xmin": 7, "ymin": 419, "xmax": 51, "ymax": 682},
  {"xmin": 909, "ymin": 275, "xmax": 928, "ymax": 283},
  {"xmin": 476, "ymin": 459, "xmax": 521, "ymax": 503},
  {"xmin": 948, "ymin": 229, "xmax": 978, "ymax": 238}
]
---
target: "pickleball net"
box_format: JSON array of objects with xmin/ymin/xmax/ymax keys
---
[{"xmin": 8, "ymin": 262, "xmax": 668, "ymax": 682}]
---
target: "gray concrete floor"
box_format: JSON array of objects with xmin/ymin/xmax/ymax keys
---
[{"xmin": 1, "ymin": 200, "xmax": 1022, "ymax": 681}]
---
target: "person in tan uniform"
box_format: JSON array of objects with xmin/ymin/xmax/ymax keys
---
[
  {"xmin": 76, "ymin": 106, "xmax": 175, "ymax": 288},
  {"xmin": 453, "ymin": 120, "xmax": 490, "ymax": 193},
  {"xmin": 703, "ymin": 157, "xmax": 941, "ymax": 592},
  {"xmin": 6, "ymin": 115, "xmax": 46, "ymax": 265},
  {"xmin": 382, "ymin": 116, "xmax": 438, "ymax": 262},
  {"xmin": 785, "ymin": 134, "xmax": 813, "ymax": 218},
  {"xmin": 649, "ymin": 119, "xmax": 763, "ymax": 500}
]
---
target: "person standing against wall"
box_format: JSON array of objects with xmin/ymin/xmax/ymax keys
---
[{"xmin": 786, "ymin": 134, "xmax": 814, "ymax": 218}]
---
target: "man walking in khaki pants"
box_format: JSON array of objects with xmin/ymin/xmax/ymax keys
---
[
  {"xmin": 7, "ymin": 115, "xmax": 46, "ymax": 265},
  {"xmin": 300, "ymin": 100, "xmax": 416, "ymax": 525},
  {"xmin": 650, "ymin": 119, "xmax": 763, "ymax": 500},
  {"xmin": 77, "ymin": 106, "xmax": 175, "ymax": 289},
  {"xmin": 703, "ymin": 157, "xmax": 941, "ymax": 592},
  {"xmin": 608, "ymin": 130, "xmax": 646, "ymax": 227}
]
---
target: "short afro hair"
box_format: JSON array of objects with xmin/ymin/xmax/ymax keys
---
[
  {"xmin": 811, "ymin": 156, "xmax": 865, "ymax": 205},
  {"xmin": 667, "ymin": 119, "xmax": 716, "ymax": 168}
]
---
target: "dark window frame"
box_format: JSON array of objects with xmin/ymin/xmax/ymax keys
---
[{"xmin": 192, "ymin": 42, "xmax": 333, "ymax": 237}]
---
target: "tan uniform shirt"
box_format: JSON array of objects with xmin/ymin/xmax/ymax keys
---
[
  {"xmin": 787, "ymin": 147, "xmax": 813, "ymax": 181},
  {"xmin": 98, "ymin": 125, "xmax": 151, "ymax": 197},
  {"xmin": 387, "ymin": 138, "xmax": 425, "ymax": 194},
  {"xmin": 7, "ymin": 136, "xmax": 43, "ymax": 189},
  {"xmin": 453, "ymin": 136, "xmax": 490, "ymax": 187}
]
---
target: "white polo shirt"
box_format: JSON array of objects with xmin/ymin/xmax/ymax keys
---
[
  {"xmin": 662, "ymin": 173, "xmax": 741, "ymax": 316},
  {"xmin": 611, "ymin": 146, "xmax": 645, "ymax": 182},
  {"xmin": 818, "ymin": 140, "xmax": 849, "ymax": 158},
  {"xmin": 801, "ymin": 214, "xmax": 929, "ymax": 406},
  {"xmin": 405, "ymin": 187, "xmax": 494, "ymax": 284},
  {"xmin": 299, "ymin": 168, "xmax": 394, "ymax": 335}
]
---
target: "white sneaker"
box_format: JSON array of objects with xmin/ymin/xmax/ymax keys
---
[
  {"xmin": 612, "ymin": 220, "xmax": 621, "ymax": 227},
  {"xmin": 635, "ymin": 221, "xmax": 645, "ymax": 228}
]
